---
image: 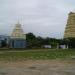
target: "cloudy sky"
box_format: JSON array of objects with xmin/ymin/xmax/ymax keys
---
[{"xmin": 0, "ymin": 0, "xmax": 75, "ymax": 38}]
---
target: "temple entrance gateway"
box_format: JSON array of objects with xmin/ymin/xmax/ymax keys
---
[{"xmin": 64, "ymin": 12, "xmax": 75, "ymax": 48}]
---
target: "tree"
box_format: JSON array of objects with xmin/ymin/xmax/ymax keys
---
[
  {"xmin": 1, "ymin": 39, "xmax": 7, "ymax": 47},
  {"xmin": 26, "ymin": 32, "xmax": 68, "ymax": 49},
  {"xmin": 26, "ymin": 33, "xmax": 36, "ymax": 48},
  {"xmin": 67, "ymin": 38, "xmax": 75, "ymax": 48}
]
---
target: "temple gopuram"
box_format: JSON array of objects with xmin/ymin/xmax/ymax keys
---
[
  {"xmin": 64, "ymin": 12, "xmax": 75, "ymax": 38},
  {"xmin": 9, "ymin": 22, "xmax": 26, "ymax": 48},
  {"xmin": 64, "ymin": 12, "xmax": 75, "ymax": 48}
]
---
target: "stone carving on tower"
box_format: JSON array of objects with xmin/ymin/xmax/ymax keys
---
[{"xmin": 11, "ymin": 22, "xmax": 26, "ymax": 39}]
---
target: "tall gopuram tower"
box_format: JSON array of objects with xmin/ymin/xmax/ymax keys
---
[
  {"xmin": 10, "ymin": 22, "xmax": 26, "ymax": 48},
  {"xmin": 64, "ymin": 12, "xmax": 75, "ymax": 38}
]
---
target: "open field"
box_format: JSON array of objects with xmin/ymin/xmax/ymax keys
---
[
  {"xmin": 0, "ymin": 49, "xmax": 75, "ymax": 75},
  {"xmin": 0, "ymin": 49, "xmax": 74, "ymax": 60},
  {"xmin": 0, "ymin": 59, "xmax": 75, "ymax": 75}
]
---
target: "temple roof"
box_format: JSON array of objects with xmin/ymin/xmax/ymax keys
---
[{"xmin": 11, "ymin": 22, "xmax": 26, "ymax": 39}]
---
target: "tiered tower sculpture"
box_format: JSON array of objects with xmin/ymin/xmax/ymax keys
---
[
  {"xmin": 64, "ymin": 12, "xmax": 75, "ymax": 38},
  {"xmin": 11, "ymin": 22, "xmax": 26, "ymax": 39}
]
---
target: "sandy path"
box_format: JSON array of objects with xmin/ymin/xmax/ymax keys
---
[{"xmin": 0, "ymin": 59, "xmax": 75, "ymax": 75}]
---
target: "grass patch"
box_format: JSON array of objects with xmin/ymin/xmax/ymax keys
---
[{"xmin": 0, "ymin": 49, "xmax": 75, "ymax": 61}]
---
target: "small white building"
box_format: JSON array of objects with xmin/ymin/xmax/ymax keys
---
[
  {"xmin": 42, "ymin": 45, "xmax": 52, "ymax": 48},
  {"xmin": 59, "ymin": 45, "xmax": 68, "ymax": 49}
]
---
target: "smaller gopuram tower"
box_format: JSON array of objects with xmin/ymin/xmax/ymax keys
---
[
  {"xmin": 10, "ymin": 22, "xmax": 26, "ymax": 48},
  {"xmin": 64, "ymin": 12, "xmax": 75, "ymax": 38}
]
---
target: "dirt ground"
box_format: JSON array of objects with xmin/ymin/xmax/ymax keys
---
[{"xmin": 0, "ymin": 59, "xmax": 75, "ymax": 75}]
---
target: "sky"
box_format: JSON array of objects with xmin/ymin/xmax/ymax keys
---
[{"xmin": 0, "ymin": 0, "xmax": 75, "ymax": 38}]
